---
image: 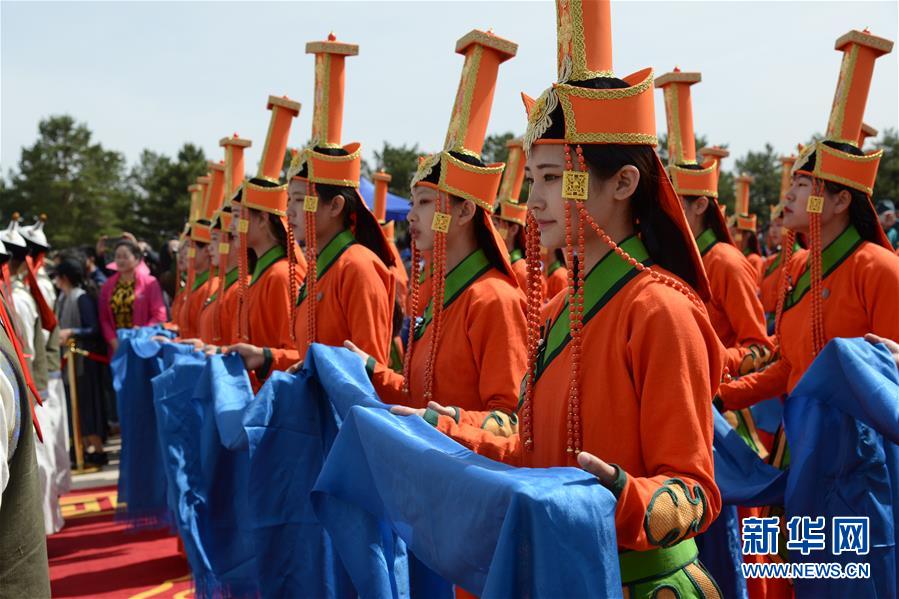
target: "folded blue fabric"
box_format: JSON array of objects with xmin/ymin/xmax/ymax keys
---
[
  {"xmin": 309, "ymin": 346, "xmax": 622, "ymax": 599},
  {"xmin": 785, "ymin": 338, "xmax": 899, "ymax": 598},
  {"xmin": 111, "ymin": 326, "xmax": 172, "ymax": 528},
  {"xmin": 242, "ymin": 358, "xmax": 356, "ymax": 598},
  {"xmin": 152, "ymin": 351, "xmax": 259, "ymax": 597},
  {"xmin": 712, "ymin": 410, "xmax": 786, "ymax": 506}
]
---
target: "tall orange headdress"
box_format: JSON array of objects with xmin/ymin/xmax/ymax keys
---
[
  {"xmin": 234, "ymin": 95, "xmax": 301, "ymax": 341},
  {"xmin": 191, "ymin": 161, "xmax": 226, "ymax": 244},
  {"xmin": 373, "ymin": 170, "xmax": 396, "ymax": 241},
  {"xmin": 655, "ymin": 68, "xmax": 737, "ymax": 248},
  {"xmin": 780, "ymin": 28, "xmax": 893, "ymax": 357},
  {"xmin": 771, "ymin": 154, "xmax": 796, "ymax": 220},
  {"xmin": 286, "ymin": 33, "xmax": 393, "ymax": 347},
  {"xmin": 210, "ymin": 134, "xmax": 251, "ymax": 343},
  {"xmin": 494, "ymin": 138, "xmax": 528, "ymax": 227},
  {"xmin": 734, "ymin": 173, "xmax": 756, "ymax": 233},
  {"xmin": 518, "ymin": 0, "xmax": 709, "ymax": 456},
  {"xmin": 405, "ymin": 29, "xmax": 518, "ymax": 402}
]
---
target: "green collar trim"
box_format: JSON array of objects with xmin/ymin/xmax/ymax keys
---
[
  {"xmin": 696, "ymin": 228, "xmax": 718, "ymax": 256},
  {"xmin": 764, "ymin": 241, "xmax": 802, "ymax": 278},
  {"xmin": 547, "ymin": 260, "xmax": 563, "ymax": 276},
  {"xmin": 532, "ymin": 236, "xmax": 650, "ymax": 384},
  {"xmin": 785, "ymin": 225, "xmax": 863, "ymax": 311},
  {"xmin": 250, "ymin": 245, "xmax": 286, "ymax": 287},
  {"xmin": 191, "ymin": 270, "xmax": 210, "ymax": 291},
  {"xmin": 509, "ymin": 248, "xmax": 524, "ymax": 264},
  {"xmin": 413, "ymin": 249, "xmax": 492, "ymax": 341},
  {"xmin": 297, "ymin": 230, "xmax": 356, "ymax": 305}
]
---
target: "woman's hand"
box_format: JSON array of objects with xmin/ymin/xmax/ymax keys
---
[
  {"xmin": 286, "ymin": 361, "xmax": 304, "ymax": 374},
  {"xmin": 577, "ymin": 451, "xmax": 618, "ymax": 487},
  {"xmin": 390, "ymin": 401, "xmax": 455, "ymax": 419},
  {"xmin": 150, "ymin": 335, "xmax": 170, "ymax": 343},
  {"xmin": 224, "ymin": 343, "xmax": 265, "ymax": 370},
  {"xmin": 58, "ymin": 328, "xmax": 74, "ymax": 346},
  {"xmin": 343, "ymin": 340, "xmax": 370, "ymax": 363},
  {"xmin": 865, "ymin": 333, "xmax": 899, "ymax": 369}
]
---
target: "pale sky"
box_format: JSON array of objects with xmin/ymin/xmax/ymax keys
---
[{"xmin": 2, "ymin": 1, "xmax": 897, "ymax": 178}]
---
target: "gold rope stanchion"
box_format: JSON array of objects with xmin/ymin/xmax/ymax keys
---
[{"xmin": 66, "ymin": 339, "xmax": 100, "ymax": 474}]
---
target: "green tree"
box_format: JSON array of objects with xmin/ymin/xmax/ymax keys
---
[
  {"xmin": 482, "ymin": 132, "xmax": 515, "ymax": 165},
  {"xmin": 0, "ymin": 115, "xmax": 130, "ymax": 247},
  {"xmin": 873, "ymin": 128, "xmax": 899, "ymax": 202},
  {"xmin": 364, "ymin": 142, "xmax": 422, "ymax": 198},
  {"xmin": 733, "ymin": 143, "xmax": 780, "ymax": 227},
  {"xmin": 124, "ymin": 144, "xmax": 207, "ymax": 247}
]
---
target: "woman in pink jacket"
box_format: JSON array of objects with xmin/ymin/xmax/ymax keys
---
[{"xmin": 99, "ymin": 239, "xmax": 167, "ymax": 352}]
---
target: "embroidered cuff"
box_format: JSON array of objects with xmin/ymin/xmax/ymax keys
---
[
  {"xmin": 365, "ymin": 356, "xmax": 376, "ymax": 378},
  {"xmin": 607, "ymin": 463, "xmax": 628, "ymax": 499},
  {"xmin": 255, "ymin": 347, "xmax": 274, "ymax": 380},
  {"xmin": 422, "ymin": 408, "xmax": 440, "ymax": 427}
]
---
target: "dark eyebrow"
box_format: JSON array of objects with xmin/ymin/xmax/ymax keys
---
[{"xmin": 525, "ymin": 163, "xmax": 563, "ymax": 172}]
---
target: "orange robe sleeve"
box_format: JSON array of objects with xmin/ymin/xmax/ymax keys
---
[
  {"xmin": 439, "ymin": 288, "xmax": 527, "ymax": 435},
  {"xmin": 435, "ymin": 415, "xmax": 524, "ymax": 465},
  {"xmin": 708, "ymin": 248, "xmax": 773, "ymax": 375},
  {"xmin": 719, "ymin": 359, "xmax": 791, "ymax": 411},
  {"xmin": 611, "ymin": 294, "xmax": 721, "ymax": 551}
]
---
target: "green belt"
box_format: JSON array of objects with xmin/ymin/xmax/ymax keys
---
[{"xmin": 619, "ymin": 538, "xmax": 698, "ymax": 585}]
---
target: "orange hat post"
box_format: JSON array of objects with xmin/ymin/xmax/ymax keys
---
[
  {"xmin": 771, "ymin": 154, "xmax": 796, "ymax": 220},
  {"xmin": 373, "ymin": 170, "xmax": 391, "ymax": 225},
  {"xmin": 236, "ymin": 96, "xmax": 301, "ymax": 342},
  {"xmin": 656, "ymin": 68, "xmax": 733, "ymax": 248},
  {"xmin": 700, "ymin": 146, "xmax": 730, "ymax": 177},
  {"xmin": 495, "ymin": 137, "xmax": 528, "ymax": 227},
  {"xmin": 858, "ymin": 122, "xmax": 878, "ymax": 148},
  {"xmin": 734, "ymin": 173, "xmax": 756, "ymax": 235},
  {"xmin": 183, "ymin": 177, "xmax": 208, "ymax": 322},
  {"xmin": 787, "ymin": 28, "xmax": 893, "ymax": 356},
  {"xmin": 191, "ymin": 161, "xmax": 225, "ymax": 245},
  {"xmin": 407, "ymin": 29, "xmax": 518, "ymax": 402},
  {"xmin": 210, "ymin": 135, "xmax": 251, "ymax": 343}
]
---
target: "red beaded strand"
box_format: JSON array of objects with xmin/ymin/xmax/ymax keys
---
[
  {"xmin": 286, "ymin": 220, "xmax": 298, "ymax": 345},
  {"xmin": 402, "ymin": 242, "xmax": 422, "ymax": 396},
  {"xmin": 423, "ymin": 192, "xmax": 449, "ymax": 402},
  {"xmin": 305, "ymin": 183, "xmax": 319, "ymax": 346},
  {"xmin": 520, "ymin": 211, "xmax": 544, "ymax": 449},
  {"xmin": 237, "ymin": 205, "xmax": 250, "ymax": 342},
  {"xmin": 212, "ymin": 233, "xmax": 229, "ymax": 344},
  {"xmin": 808, "ymin": 179, "xmax": 825, "ymax": 356}
]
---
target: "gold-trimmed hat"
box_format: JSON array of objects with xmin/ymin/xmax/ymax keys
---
[
  {"xmin": 495, "ymin": 138, "xmax": 527, "ymax": 226},
  {"xmin": 240, "ymin": 96, "xmax": 301, "ymax": 216},
  {"xmin": 191, "ymin": 161, "xmax": 226, "ymax": 243},
  {"xmin": 791, "ymin": 28, "xmax": 893, "ymax": 250},
  {"xmin": 655, "ymin": 68, "xmax": 720, "ymax": 199},
  {"xmin": 411, "ymin": 29, "xmax": 518, "ymax": 211},
  {"xmin": 793, "ymin": 29, "xmax": 892, "ymax": 196},
  {"xmin": 216, "ymin": 134, "xmax": 252, "ymax": 231},
  {"xmin": 287, "ymin": 33, "xmax": 360, "ymax": 185},
  {"xmin": 734, "ymin": 173, "xmax": 756, "ymax": 232},
  {"xmin": 373, "ymin": 170, "xmax": 391, "ymax": 224}
]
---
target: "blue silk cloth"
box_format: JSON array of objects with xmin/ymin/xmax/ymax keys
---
[
  {"xmin": 152, "ymin": 350, "xmax": 260, "ymax": 596},
  {"xmin": 784, "ymin": 338, "xmax": 899, "ymax": 598},
  {"xmin": 242, "ymin": 346, "xmax": 366, "ymax": 598},
  {"xmin": 111, "ymin": 326, "xmax": 177, "ymax": 527},
  {"xmin": 305, "ymin": 346, "xmax": 623, "ymax": 598}
]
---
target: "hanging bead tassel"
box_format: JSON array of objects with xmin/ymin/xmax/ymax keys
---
[
  {"xmin": 237, "ymin": 206, "xmax": 250, "ymax": 342},
  {"xmin": 402, "ymin": 241, "xmax": 421, "ymax": 397},
  {"xmin": 304, "ymin": 184, "xmax": 319, "ymax": 346},
  {"xmin": 423, "ymin": 193, "xmax": 449, "ymax": 402},
  {"xmin": 521, "ymin": 211, "xmax": 543, "ymax": 450}
]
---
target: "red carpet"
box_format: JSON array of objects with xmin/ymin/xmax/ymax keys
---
[{"xmin": 48, "ymin": 485, "xmax": 194, "ymax": 599}]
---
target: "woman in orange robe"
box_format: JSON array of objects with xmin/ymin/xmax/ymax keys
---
[
  {"xmin": 347, "ymin": 29, "xmax": 527, "ymax": 436},
  {"xmin": 654, "ymin": 70, "xmax": 773, "ymax": 379},
  {"xmin": 718, "ymin": 28, "xmax": 899, "ymax": 412},
  {"xmin": 391, "ymin": 3, "xmax": 723, "ymax": 594},
  {"xmin": 179, "ymin": 238, "xmax": 212, "ymax": 340},
  {"xmin": 261, "ymin": 144, "xmax": 396, "ymax": 375},
  {"xmin": 223, "ymin": 96, "xmax": 307, "ymax": 381}
]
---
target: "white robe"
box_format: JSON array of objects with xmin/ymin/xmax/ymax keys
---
[{"xmin": 12, "ymin": 279, "xmax": 63, "ymax": 534}]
